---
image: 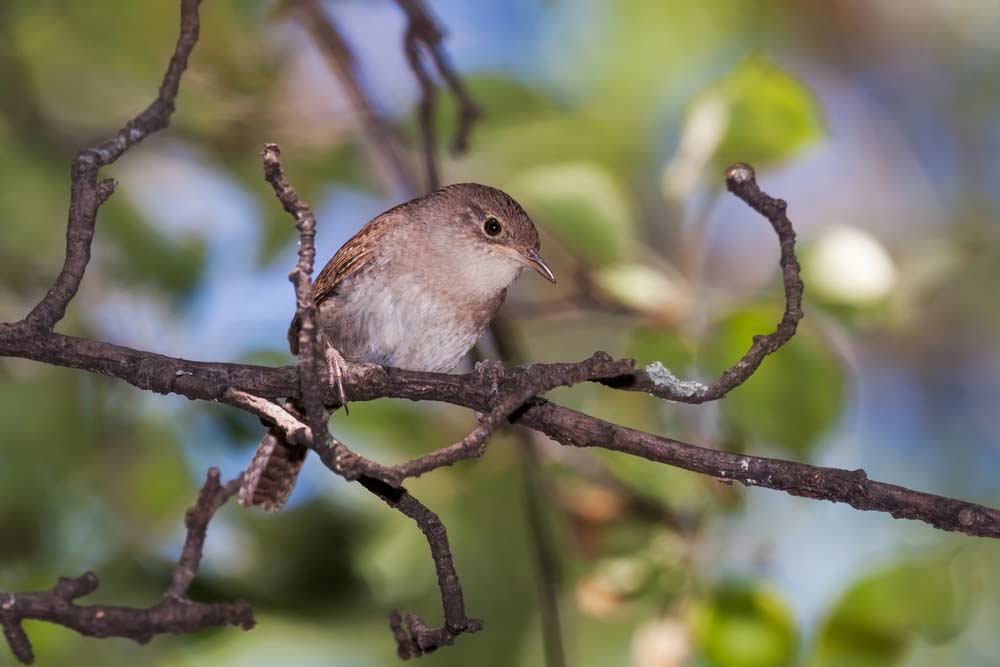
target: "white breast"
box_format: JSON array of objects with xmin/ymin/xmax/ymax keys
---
[
  {"xmin": 322, "ymin": 272, "xmax": 491, "ymax": 372},
  {"xmin": 318, "ymin": 237, "xmax": 523, "ymax": 372}
]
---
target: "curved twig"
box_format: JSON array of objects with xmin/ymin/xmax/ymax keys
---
[
  {"xmin": 616, "ymin": 162, "xmax": 804, "ymax": 403},
  {"xmin": 360, "ymin": 477, "xmax": 483, "ymax": 658},
  {"xmin": 4, "ymin": 0, "xmax": 999, "ymax": 662},
  {"xmin": 393, "ymin": 0, "xmax": 482, "ymax": 190},
  {"xmin": 0, "ymin": 469, "xmax": 254, "ymax": 665},
  {"xmin": 386, "ymin": 354, "xmax": 635, "ymax": 482},
  {"xmin": 23, "ymin": 0, "xmax": 203, "ymax": 331}
]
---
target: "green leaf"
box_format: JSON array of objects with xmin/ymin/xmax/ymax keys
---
[
  {"xmin": 440, "ymin": 74, "xmax": 559, "ymax": 133},
  {"xmin": 692, "ymin": 581, "xmax": 798, "ymax": 667},
  {"xmin": 506, "ymin": 162, "xmax": 635, "ymax": 265},
  {"xmin": 627, "ymin": 326, "xmax": 694, "ymax": 371},
  {"xmin": 99, "ymin": 198, "xmax": 207, "ymax": 297},
  {"xmin": 592, "ymin": 263, "xmax": 690, "ymax": 321},
  {"xmin": 694, "ymin": 56, "xmax": 824, "ymax": 172},
  {"xmin": 809, "ymin": 555, "xmax": 979, "ymax": 667},
  {"xmin": 703, "ymin": 307, "xmax": 844, "ymax": 456}
]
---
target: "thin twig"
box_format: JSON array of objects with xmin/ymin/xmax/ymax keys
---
[
  {"xmin": 393, "ymin": 0, "xmax": 481, "ymax": 155},
  {"xmin": 0, "ymin": 469, "xmax": 254, "ymax": 665},
  {"xmin": 167, "ymin": 469, "xmax": 244, "ymax": 599},
  {"xmin": 282, "ymin": 0, "xmax": 419, "ymax": 198},
  {"xmin": 360, "ymin": 476, "xmax": 483, "ymax": 658},
  {"xmin": 23, "ymin": 0, "xmax": 203, "ymax": 331},
  {"xmin": 616, "ymin": 163, "xmax": 804, "ymax": 404},
  {"xmin": 393, "ymin": 0, "xmax": 482, "ymax": 190},
  {"xmin": 404, "ymin": 25, "xmax": 440, "ymax": 191},
  {"xmin": 220, "ymin": 388, "xmax": 311, "ymax": 445},
  {"xmin": 387, "ymin": 353, "xmax": 634, "ymax": 482}
]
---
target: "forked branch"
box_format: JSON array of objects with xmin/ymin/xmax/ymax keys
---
[
  {"xmin": 3, "ymin": 1, "xmax": 1000, "ymax": 665},
  {"xmin": 0, "ymin": 469, "xmax": 254, "ymax": 665}
]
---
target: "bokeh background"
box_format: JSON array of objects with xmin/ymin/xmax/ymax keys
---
[{"xmin": 3, "ymin": 1, "xmax": 1000, "ymax": 665}]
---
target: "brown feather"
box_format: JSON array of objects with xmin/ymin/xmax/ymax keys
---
[
  {"xmin": 312, "ymin": 213, "xmax": 394, "ymax": 304},
  {"xmin": 261, "ymin": 183, "xmax": 548, "ymax": 511}
]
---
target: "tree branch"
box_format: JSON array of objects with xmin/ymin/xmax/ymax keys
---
[
  {"xmin": 0, "ymin": 469, "xmax": 254, "ymax": 665},
  {"xmin": 280, "ymin": 0, "xmax": 420, "ymax": 199},
  {"xmin": 5, "ymin": 0, "xmax": 1000, "ymax": 662},
  {"xmin": 393, "ymin": 0, "xmax": 482, "ymax": 191},
  {"xmin": 22, "ymin": 0, "xmax": 203, "ymax": 331},
  {"xmin": 360, "ymin": 476, "xmax": 483, "ymax": 658},
  {"xmin": 4, "ymin": 317, "xmax": 999, "ymax": 540},
  {"xmin": 613, "ymin": 162, "xmax": 804, "ymax": 404},
  {"xmin": 0, "ymin": 3, "xmax": 258, "ymax": 662}
]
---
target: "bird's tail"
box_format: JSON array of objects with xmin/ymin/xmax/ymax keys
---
[{"xmin": 238, "ymin": 426, "xmax": 308, "ymax": 511}]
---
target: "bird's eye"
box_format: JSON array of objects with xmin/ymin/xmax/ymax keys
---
[{"xmin": 484, "ymin": 217, "xmax": 502, "ymax": 236}]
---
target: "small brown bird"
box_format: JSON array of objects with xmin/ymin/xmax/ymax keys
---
[{"xmin": 240, "ymin": 183, "xmax": 555, "ymax": 510}]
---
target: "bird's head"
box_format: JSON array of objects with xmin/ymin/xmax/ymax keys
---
[{"xmin": 421, "ymin": 183, "xmax": 555, "ymax": 291}]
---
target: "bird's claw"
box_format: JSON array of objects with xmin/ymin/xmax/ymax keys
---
[{"xmin": 325, "ymin": 344, "xmax": 350, "ymax": 415}]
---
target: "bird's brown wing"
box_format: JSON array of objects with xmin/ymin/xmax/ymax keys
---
[
  {"xmin": 287, "ymin": 213, "xmax": 396, "ymax": 355},
  {"xmin": 313, "ymin": 209, "xmax": 397, "ymax": 305}
]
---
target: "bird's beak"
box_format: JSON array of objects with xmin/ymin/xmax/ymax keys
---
[{"xmin": 518, "ymin": 248, "xmax": 556, "ymax": 283}]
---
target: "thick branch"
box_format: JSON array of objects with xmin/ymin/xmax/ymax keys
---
[
  {"xmin": 4, "ymin": 320, "xmax": 999, "ymax": 539},
  {"xmin": 514, "ymin": 400, "xmax": 1000, "ymax": 537},
  {"xmin": 0, "ymin": 469, "xmax": 254, "ymax": 665}
]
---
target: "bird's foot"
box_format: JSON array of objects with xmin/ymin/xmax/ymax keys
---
[
  {"xmin": 474, "ymin": 359, "xmax": 506, "ymax": 395},
  {"xmin": 324, "ymin": 344, "xmax": 350, "ymax": 415}
]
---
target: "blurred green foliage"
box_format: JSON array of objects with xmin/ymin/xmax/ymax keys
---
[
  {"xmin": 699, "ymin": 56, "xmax": 826, "ymax": 172},
  {"xmin": 693, "ymin": 582, "xmax": 798, "ymax": 667},
  {"xmin": 705, "ymin": 308, "xmax": 844, "ymax": 456},
  {"xmin": 2, "ymin": 0, "xmax": 1000, "ymax": 666},
  {"xmin": 509, "ymin": 162, "xmax": 636, "ymax": 265},
  {"xmin": 809, "ymin": 551, "xmax": 984, "ymax": 667}
]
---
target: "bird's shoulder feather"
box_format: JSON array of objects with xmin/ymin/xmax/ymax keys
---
[
  {"xmin": 287, "ymin": 212, "xmax": 401, "ymax": 355},
  {"xmin": 312, "ymin": 212, "xmax": 400, "ymax": 304}
]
